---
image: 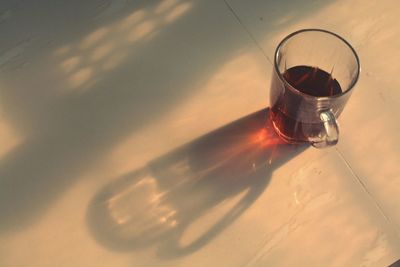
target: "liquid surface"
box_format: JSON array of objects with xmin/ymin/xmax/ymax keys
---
[{"xmin": 283, "ymin": 65, "xmax": 342, "ymax": 97}]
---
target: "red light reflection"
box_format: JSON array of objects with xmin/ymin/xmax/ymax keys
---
[{"xmin": 250, "ymin": 128, "xmax": 284, "ymax": 147}]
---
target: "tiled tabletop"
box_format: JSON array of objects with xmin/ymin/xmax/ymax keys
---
[{"xmin": 0, "ymin": 0, "xmax": 399, "ymax": 266}]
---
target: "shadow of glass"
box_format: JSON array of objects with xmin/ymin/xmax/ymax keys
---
[
  {"xmin": 87, "ymin": 108, "xmax": 308, "ymax": 258},
  {"xmin": 0, "ymin": 0, "xmax": 333, "ymax": 234},
  {"xmin": 390, "ymin": 259, "xmax": 400, "ymax": 267}
]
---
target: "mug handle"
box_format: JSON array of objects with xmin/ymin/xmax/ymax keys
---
[{"xmin": 310, "ymin": 110, "xmax": 339, "ymax": 148}]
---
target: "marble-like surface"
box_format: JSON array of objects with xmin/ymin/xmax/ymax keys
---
[{"xmin": 0, "ymin": 0, "xmax": 399, "ymax": 266}]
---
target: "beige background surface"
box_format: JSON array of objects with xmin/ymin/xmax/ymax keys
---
[{"xmin": 0, "ymin": 0, "xmax": 399, "ymax": 266}]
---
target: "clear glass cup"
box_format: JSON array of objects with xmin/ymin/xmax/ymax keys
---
[{"xmin": 270, "ymin": 29, "xmax": 360, "ymax": 148}]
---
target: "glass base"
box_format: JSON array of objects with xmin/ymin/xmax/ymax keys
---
[{"xmin": 270, "ymin": 113, "xmax": 308, "ymax": 145}]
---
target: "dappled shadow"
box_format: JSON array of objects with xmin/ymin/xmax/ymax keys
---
[
  {"xmin": 87, "ymin": 108, "xmax": 307, "ymax": 258},
  {"xmin": 53, "ymin": 0, "xmax": 193, "ymax": 91},
  {"xmin": 0, "ymin": 0, "xmax": 332, "ymax": 233}
]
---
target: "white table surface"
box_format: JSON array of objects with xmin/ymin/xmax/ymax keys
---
[{"xmin": 1, "ymin": 0, "xmax": 400, "ymax": 266}]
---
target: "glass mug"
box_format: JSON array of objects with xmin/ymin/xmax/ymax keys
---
[{"xmin": 270, "ymin": 29, "xmax": 360, "ymax": 148}]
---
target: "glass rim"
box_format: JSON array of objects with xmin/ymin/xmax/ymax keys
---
[{"xmin": 274, "ymin": 28, "xmax": 361, "ymax": 100}]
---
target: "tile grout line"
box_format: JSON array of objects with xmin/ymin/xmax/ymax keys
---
[
  {"xmin": 334, "ymin": 147, "xmax": 400, "ymax": 239},
  {"xmin": 222, "ymin": 0, "xmax": 273, "ymax": 65}
]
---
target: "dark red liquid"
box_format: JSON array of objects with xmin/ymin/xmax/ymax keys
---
[
  {"xmin": 271, "ymin": 65, "xmax": 342, "ymax": 142},
  {"xmin": 283, "ymin": 65, "xmax": 342, "ymax": 96}
]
